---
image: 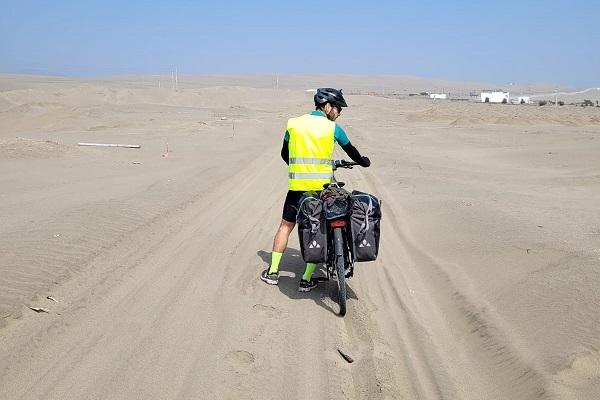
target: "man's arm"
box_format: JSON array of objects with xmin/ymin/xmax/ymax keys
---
[
  {"xmin": 341, "ymin": 142, "xmax": 370, "ymax": 167},
  {"xmin": 281, "ymin": 135, "xmax": 289, "ymax": 165},
  {"xmin": 335, "ymin": 125, "xmax": 370, "ymax": 167}
]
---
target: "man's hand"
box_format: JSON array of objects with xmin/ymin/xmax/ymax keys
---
[{"xmin": 360, "ymin": 156, "xmax": 371, "ymax": 167}]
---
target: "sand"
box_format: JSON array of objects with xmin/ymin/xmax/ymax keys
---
[{"xmin": 0, "ymin": 74, "xmax": 599, "ymax": 399}]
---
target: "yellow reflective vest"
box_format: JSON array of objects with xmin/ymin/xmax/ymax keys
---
[{"xmin": 287, "ymin": 113, "xmax": 335, "ymax": 191}]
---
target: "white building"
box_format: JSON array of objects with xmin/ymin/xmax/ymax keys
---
[
  {"xmin": 430, "ymin": 93, "xmax": 447, "ymax": 99},
  {"xmin": 481, "ymin": 91, "xmax": 509, "ymax": 103},
  {"xmin": 517, "ymin": 96, "xmax": 530, "ymax": 104}
]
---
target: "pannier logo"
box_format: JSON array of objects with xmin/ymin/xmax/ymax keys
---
[
  {"xmin": 309, "ymin": 240, "xmax": 321, "ymax": 249},
  {"xmin": 359, "ymin": 239, "xmax": 371, "ymax": 248}
]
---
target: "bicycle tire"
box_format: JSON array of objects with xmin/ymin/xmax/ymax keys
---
[{"xmin": 333, "ymin": 228, "xmax": 347, "ymax": 316}]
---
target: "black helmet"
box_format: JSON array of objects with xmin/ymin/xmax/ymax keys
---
[{"xmin": 314, "ymin": 88, "xmax": 348, "ymax": 108}]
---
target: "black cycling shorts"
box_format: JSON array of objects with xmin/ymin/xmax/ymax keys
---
[
  {"xmin": 282, "ymin": 190, "xmax": 323, "ymax": 222},
  {"xmin": 282, "ymin": 190, "xmax": 305, "ymax": 223}
]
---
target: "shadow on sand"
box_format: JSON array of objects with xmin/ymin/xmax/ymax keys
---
[{"xmin": 257, "ymin": 249, "xmax": 357, "ymax": 316}]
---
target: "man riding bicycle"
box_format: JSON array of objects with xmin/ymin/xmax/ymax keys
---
[{"xmin": 260, "ymin": 88, "xmax": 371, "ymax": 292}]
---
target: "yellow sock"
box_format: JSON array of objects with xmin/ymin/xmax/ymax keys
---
[
  {"xmin": 302, "ymin": 263, "xmax": 317, "ymax": 281},
  {"xmin": 268, "ymin": 252, "xmax": 283, "ymax": 274}
]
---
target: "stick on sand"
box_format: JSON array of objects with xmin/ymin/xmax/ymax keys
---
[{"xmin": 78, "ymin": 142, "xmax": 141, "ymax": 149}]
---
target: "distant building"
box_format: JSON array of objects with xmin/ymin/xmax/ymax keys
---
[
  {"xmin": 429, "ymin": 93, "xmax": 447, "ymax": 99},
  {"xmin": 517, "ymin": 96, "xmax": 530, "ymax": 104},
  {"xmin": 481, "ymin": 91, "xmax": 509, "ymax": 103}
]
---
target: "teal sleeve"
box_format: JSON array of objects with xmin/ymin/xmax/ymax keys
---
[
  {"xmin": 284, "ymin": 130, "xmax": 289, "ymax": 141},
  {"xmin": 334, "ymin": 124, "xmax": 350, "ymax": 146}
]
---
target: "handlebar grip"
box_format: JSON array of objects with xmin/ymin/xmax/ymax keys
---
[{"xmin": 333, "ymin": 159, "xmax": 360, "ymax": 169}]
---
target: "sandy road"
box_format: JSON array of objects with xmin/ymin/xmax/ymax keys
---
[
  {"xmin": 0, "ymin": 141, "xmax": 416, "ymax": 399},
  {"xmin": 0, "ymin": 146, "xmax": 592, "ymax": 399},
  {"xmin": 0, "ymin": 143, "xmax": 561, "ymax": 399}
]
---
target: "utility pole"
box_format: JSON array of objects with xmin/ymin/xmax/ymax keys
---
[{"xmin": 175, "ymin": 68, "xmax": 179, "ymax": 92}]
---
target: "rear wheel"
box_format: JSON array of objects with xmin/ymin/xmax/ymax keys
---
[{"xmin": 333, "ymin": 228, "xmax": 347, "ymax": 316}]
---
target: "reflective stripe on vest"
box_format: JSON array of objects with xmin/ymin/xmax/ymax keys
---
[
  {"xmin": 289, "ymin": 172, "xmax": 333, "ymax": 179},
  {"xmin": 287, "ymin": 114, "xmax": 335, "ymax": 191},
  {"xmin": 289, "ymin": 157, "xmax": 332, "ymax": 165}
]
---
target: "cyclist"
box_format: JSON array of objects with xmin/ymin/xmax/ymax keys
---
[{"xmin": 260, "ymin": 88, "xmax": 370, "ymax": 292}]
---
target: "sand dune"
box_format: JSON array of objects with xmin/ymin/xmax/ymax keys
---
[{"xmin": 0, "ymin": 75, "xmax": 599, "ymax": 399}]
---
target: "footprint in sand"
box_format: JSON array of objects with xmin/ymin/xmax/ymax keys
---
[
  {"xmin": 252, "ymin": 303, "xmax": 288, "ymax": 319},
  {"xmin": 224, "ymin": 350, "xmax": 256, "ymax": 375},
  {"xmin": 249, "ymin": 304, "xmax": 289, "ymax": 342}
]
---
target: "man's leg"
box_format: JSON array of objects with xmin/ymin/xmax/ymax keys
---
[
  {"xmin": 269, "ymin": 219, "xmax": 295, "ymax": 274},
  {"xmin": 298, "ymin": 261, "xmax": 318, "ymax": 292},
  {"xmin": 302, "ymin": 263, "xmax": 317, "ymax": 281},
  {"xmin": 268, "ymin": 220, "xmax": 318, "ymax": 292},
  {"xmin": 261, "ymin": 191, "xmax": 300, "ymax": 285}
]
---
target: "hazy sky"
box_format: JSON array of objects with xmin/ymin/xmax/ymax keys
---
[{"xmin": 1, "ymin": 1, "xmax": 598, "ymax": 87}]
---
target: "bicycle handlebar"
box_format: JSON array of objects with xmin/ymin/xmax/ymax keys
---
[{"xmin": 333, "ymin": 160, "xmax": 359, "ymax": 170}]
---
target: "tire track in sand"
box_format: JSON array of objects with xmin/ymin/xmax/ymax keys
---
[
  {"xmin": 0, "ymin": 147, "xmax": 285, "ymax": 400},
  {"xmin": 339, "ymin": 164, "xmax": 554, "ymax": 399}
]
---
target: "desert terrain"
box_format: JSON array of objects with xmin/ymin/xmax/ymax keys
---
[{"xmin": 1, "ymin": 74, "xmax": 599, "ymax": 399}]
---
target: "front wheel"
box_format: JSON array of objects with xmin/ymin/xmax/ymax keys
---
[{"xmin": 333, "ymin": 228, "xmax": 347, "ymax": 316}]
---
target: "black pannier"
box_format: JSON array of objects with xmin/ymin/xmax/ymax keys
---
[
  {"xmin": 350, "ymin": 191, "xmax": 382, "ymax": 262},
  {"xmin": 297, "ymin": 191, "xmax": 327, "ymax": 263}
]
